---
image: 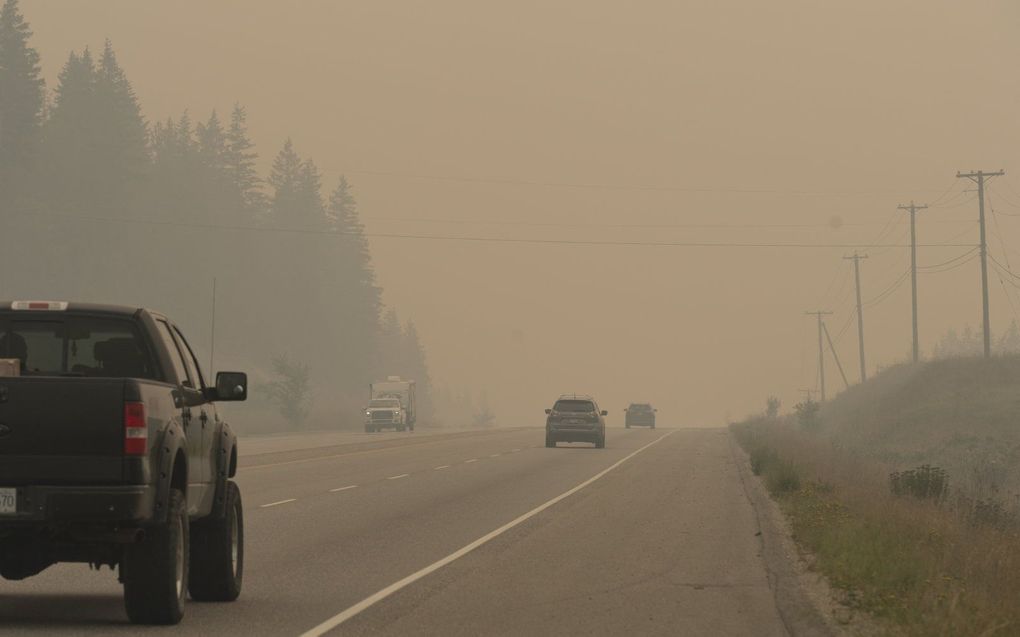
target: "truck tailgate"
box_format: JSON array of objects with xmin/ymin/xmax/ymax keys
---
[{"xmin": 0, "ymin": 379, "xmax": 126, "ymax": 485}]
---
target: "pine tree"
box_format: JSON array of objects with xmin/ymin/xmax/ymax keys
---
[
  {"xmin": 0, "ymin": 0, "xmax": 44, "ymax": 189},
  {"xmin": 43, "ymin": 41, "xmax": 148, "ymax": 216},
  {"xmin": 224, "ymin": 104, "xmax": 264, "ymax": 224},
  {"xmin": 401, "ymin": 321, "xmax": 434, "ymax": 423},
  {"xmin": 268, "ymin": 138, "xmax": 302, "ymax": 226},
  {"xmin": 93, "ymin": 39, "xmax": 148, "ymax": 195},
  {"xmin": 41, "ymin": 48, "xmax": 98, "ymax": 212},
  {"xmin": 325, "ymin": 177, "xmax": 382, "ymax": 391}
]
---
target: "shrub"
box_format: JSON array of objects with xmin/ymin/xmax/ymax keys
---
[
  {"xmin": 794, "ymin": 400, "xmax": 821, "ymax": 429},
  {"xmin": 765, "ymin": 460, "xmax": 802, "ymax": 494},
  {"xmin": 889, "ymin": 465, "xmax": 948, "ymax": 503}
]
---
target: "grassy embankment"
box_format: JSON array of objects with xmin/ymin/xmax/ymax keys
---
[{"xmin": 731, "ymin": 356, "xmax": 1020, "ymax": 635}]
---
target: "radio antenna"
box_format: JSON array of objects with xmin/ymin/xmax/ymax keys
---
[{"xmin": 209, "ymin": 277, "xmax": 217, "ymax": 374}]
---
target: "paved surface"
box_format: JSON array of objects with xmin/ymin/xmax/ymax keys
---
[{"xmin": 0, "ymin": 426, "xmax": 811, "ymax": 636}]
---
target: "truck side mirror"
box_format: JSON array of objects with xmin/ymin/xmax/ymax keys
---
[
  {"xmin": 544, "ymin": 408, "xmax": 552, "ymax": 415},
  {"xmin": 601, "ymin": 410, "xmax": 608, "ymax": 416},
  {"xmin": 209, "ymin": 371, "xmax": 247, "ymax": 402}
]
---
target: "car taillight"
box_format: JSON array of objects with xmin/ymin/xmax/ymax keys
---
[{"xmin": 124, "ymin": 402, "xmax": 147, "ymax": 455}]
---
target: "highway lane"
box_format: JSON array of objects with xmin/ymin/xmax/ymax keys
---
[{"xmin": 0, "ymin": 426, "xmax": 821, "ymax": 635}]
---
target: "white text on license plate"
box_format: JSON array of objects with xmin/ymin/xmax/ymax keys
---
[{"xmin": 0, "ymin": 488, "xmax": 15, "ymax": 514}]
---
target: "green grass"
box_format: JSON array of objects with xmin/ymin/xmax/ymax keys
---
[{"xmin": 731, "ymin": 412, "xmax": 1020, "ymax": 636}]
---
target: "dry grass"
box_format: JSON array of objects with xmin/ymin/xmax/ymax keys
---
[{"xmin": 733, "ymin": 417, "xmax": 1020, "ymax": 636}]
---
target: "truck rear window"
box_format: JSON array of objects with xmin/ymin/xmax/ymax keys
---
[{"xmin": 0, "ymin": 317, "xmax": 156, "ymax": 379}]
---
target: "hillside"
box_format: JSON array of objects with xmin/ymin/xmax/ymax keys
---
[{"xmin": 815, "ymin": 355, "xmax": 1020, "ymax": 498}]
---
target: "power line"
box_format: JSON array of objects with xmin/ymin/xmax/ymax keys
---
[
  {"xmin": 365, "ymin": 216, "xmax": 879, "ymax": 230},
  {"xmin": 917, "ymin": 250, "xmax": 980, "ymax": 274},
  {"xmin": 347, "ymin": 168, "xmax": 954, "ymax": 197},
  {"xmin": 10, "ymin": 210, "xmax": 975, "ymax": 250},
  {"xmin": 864, "ymin": 268, "xmax": 911, "ymax": 308},
  {"xmin": 917, "ymin": 247, "xmax": 980, "ymax": 271}
]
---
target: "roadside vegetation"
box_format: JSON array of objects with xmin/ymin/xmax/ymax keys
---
[{"xmin": 733, "ymin": 356, "xmax": 1020, "ymax": 636}]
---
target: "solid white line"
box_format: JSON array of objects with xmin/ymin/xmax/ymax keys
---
[
  {"xmin": 433, "ymin": 465, "xmax": 450, "ymax": 470},
  {"xmin": 387, "ymin": 474, "xmax": 409, "ymax": 480},
  {"xmin": 259, "ymin": 498, "xmax": 297, "ymax": 508},
  {"xmin": 299, "ymin": 431, "xmax": 674, "ymax": 637},
  {"xmin": 329, "ymin": 485, "xmax": 359, "ymax": 493},
  {"xmin": 464, "ymin": 458, "xmax": 478, "ymax": 463}
]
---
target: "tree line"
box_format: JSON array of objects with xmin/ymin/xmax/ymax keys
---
[{"xmin": 0, "ymin": 0, "xmax": 432, "ymax": 430}]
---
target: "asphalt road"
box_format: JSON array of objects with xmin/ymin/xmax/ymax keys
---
[{"xmin": 0, "ymin": 426, "xmax": 814, "ymax": 636}]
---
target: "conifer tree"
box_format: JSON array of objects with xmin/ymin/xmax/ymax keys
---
[
  {"xmin": 0, "ymin": 0, "xmax": 44, "ymax": 189},
  {"xmin": 224, "ymin": 104, "xmax": 264, "ymax": 223}
]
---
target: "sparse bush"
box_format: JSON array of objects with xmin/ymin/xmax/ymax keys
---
[
  {"xmin": 794, "ymin": 399, "xmax": 821, "ymax": 430},
  {"xmin": 750, "ymin": 445, "xmax": 778, "ymax": 475},
  {"xmin": 889, "ymin": 465, "xmax": 949, "ymax": 503},
  {"xmin": 262, "ymin": 353, "xmax": 311, "ymax": 428},
  {"xmin": 765, "ymin": 460, "xmax": 802, "ymax": 494}
]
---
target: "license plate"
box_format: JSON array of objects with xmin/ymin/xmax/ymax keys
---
[
  {"xmin": 566, "ymin": 419, "xmax": 584, "ymax": 424},
  {"xmin": 0, "ymin": 488, "xmax": 15, "ymax": 514}
]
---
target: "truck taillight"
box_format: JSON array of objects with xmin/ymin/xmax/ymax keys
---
[{"xmin": 124, "ymin": 402, "xmax": 147, "ymax": 455}]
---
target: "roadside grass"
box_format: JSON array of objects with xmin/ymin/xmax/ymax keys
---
[{"xmin": 732, "ymin": 418, "xmax": 1020, "ymax": 636}]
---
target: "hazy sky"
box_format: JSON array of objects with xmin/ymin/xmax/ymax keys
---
[{"xmin": 23, "ymin": 1, "xmax": 1020, "ymax": 424}]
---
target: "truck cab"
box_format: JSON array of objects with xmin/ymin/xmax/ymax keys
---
[{"xmin": 365, "ymin": 376, "xmax": 416, "ymax": 433}]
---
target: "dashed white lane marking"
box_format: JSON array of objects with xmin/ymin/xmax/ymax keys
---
[
  {"xmin": 299, "ymin": 431, "xmax": 674, "ymax": 637},
  {"xmin": 387, "ymin": 474, "xmax": 409, "ymax": 480},
  {"xmin": 510, "ymin": 449, "xmax": 522, "ymax": 453},
  {"xmin": 490, "ymin": 454, "xmax": 501, "ymax": 458},
  {"xmin": 464, "ymin": 458, "xmax": 478, "ymax": 463},
  {"xmin": 434, "ymin": 465, "xmax": 451, "ymax": 470},
  {"xmin": 260, "ymin": 498, "xmax": 297, "ymax": 508},
  {"xmin": 330, "ymin": 485, "xmax": 359, "ymax": 493}
]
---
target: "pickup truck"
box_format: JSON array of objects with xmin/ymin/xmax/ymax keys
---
[{"xmin": 0, "ymin": 301, "xmax": 248, "ymax": 625}]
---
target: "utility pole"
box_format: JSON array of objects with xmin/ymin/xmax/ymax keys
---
[
  {"xmin": 806, "ymin": 311, "xmax": 833, "ymax": 401},
  {"xmin": 957, "ymin": 170, "xmax": 1005, "ymax": 358},
  {"xmin": 843, "ymin": 252, "xmax": 868, "ymax": 382},
  {"xmin": 898, "ymin": 202, "xmax": 928, "ymax": 363},
  {"xmin": 821, "ymin": 320, "xmax": 850, "ymax": 389}
]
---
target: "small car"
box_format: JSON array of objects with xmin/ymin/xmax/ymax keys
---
[
  {"xmin": 545, "ymin": 394, "xmax": 607, "ymax": 448},
  {"xmin": 624, "ymin": 403, "xmax": 657, "ymax": 428}
]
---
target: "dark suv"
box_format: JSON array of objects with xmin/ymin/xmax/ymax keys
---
[
  {"xmin": 624, "ymin": 403, "xmax": 656, "ymax": 428},
  {"xmin": 545, "ymin": 395, "xmax": 607, "ymax": 448}
]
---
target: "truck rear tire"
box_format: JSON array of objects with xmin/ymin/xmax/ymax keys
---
[
  {"xmin": 123, "ymin": 488, "xmax": 188, "ymax": 625},
  {"xmin": 189, "ymin": 481, "xmax": 244, "ymax": 602}
]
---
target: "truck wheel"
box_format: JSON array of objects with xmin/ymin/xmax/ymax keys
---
[
  {"xmin": 545, "ymin": 435, "xmax": 555, "ymax": 448},
  {"xmin": 189, "ymin": 481, "xmax": 244, "ymax": 602},
  {"xmin": 397, "ymin": 425, "xmax": 406, "ymax": 432},
  {"xmin": 364, "ymin": 424, "xmax": 373, "ymax": 433},
  {"xmin": 625, "ymin": 423, "xmax": 631, "ymax": 429},
  {"xmin": 123, "ymin": 488, "xmax": 188, "ymax": 625},
  {"xmin": 595, "ymin": 435, "xmax": 606, "ymax": 449}
]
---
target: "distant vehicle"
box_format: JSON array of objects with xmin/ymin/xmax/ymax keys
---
[
  {"xmin": 0, "ymin": 301, "xmax": 248, "ymax": 625},
  {"xmin": 624, "ymin": 403, "xmax": 657, "ymax": 428},
  {"xmin": 545, "ymin": 394, "xmax": 607, "ymax": 448},
  {"xmin": 366, "ymin": 376, "xmax": 416, "ymax": 432}
]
